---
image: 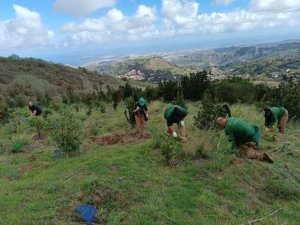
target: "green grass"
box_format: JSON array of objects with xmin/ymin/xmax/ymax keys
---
[{"xmin": 0, "ymin": 102, "xmax": 299, "ymax": 224}]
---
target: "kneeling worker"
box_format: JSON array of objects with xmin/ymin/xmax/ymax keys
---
[
  {"xmin": 216, "ymin": 117, "xmax": 273, "ymax": 163},
  {"xmin": 164, "ymin": 105, "xmax": 188, "ymax": 142},
  {"xmin": 263, "ymin": 107, "xmax": 288, "ymax": 133},
  {"xmin": 28, "ymin": 101, "xmax": 42, "ymax": 116}
]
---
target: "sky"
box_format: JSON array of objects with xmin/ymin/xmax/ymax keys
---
[{"xmin": 1, "ymin": 0, "xmax": 300, "ymax": 65}]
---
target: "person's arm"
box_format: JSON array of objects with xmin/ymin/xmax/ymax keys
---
[
  {"xmin": 133, "ymin": 102, "xmax": 139, "ymax": 113},
  {"xmin": 145, "ymin": 105, "xmax": 148, "ymax": 117},
  {"xmin": 226, "ymin": 129, "xmax": 237, "ymax": 150}
]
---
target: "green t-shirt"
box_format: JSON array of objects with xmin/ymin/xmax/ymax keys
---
[
  {"xmin": 265, "ymin": 107, "xmax": 286, "ymax": 128},
  {"xmin": 164, "ymin": 105, "xmax": 187, "ymax": 126},
  {"xmin": 225, "ymin": 117, "xmax": 260, "ymax": 150},
  {"xmin": 133, "ymin": 101, "xmax": 148, "ymax": 113}
]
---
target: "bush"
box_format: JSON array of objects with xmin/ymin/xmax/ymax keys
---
[
  {"xmin": 98, "ymin": 102, "xmax": 106, "ymax": 113},
  {"xmin": 160, "ymin": 135, "xmax": 183, "ymax": 166},
  {"xmin": 194, "ymin": 93, "xmax": 222, "ymax": 129},
  {"xmin": 124, "ymin": 97, "xmax": 135, "ymax": 126},
  {"xmin": 49, "ymin": 112, "xmax": 81, "ymax": 153},
  {"xmin": 0, "ymin": 105, "xmax": 9, "ymax": 123},
  {"xmin": 214, "ymin": 78, "xmax": 255, "ymax": 104},
  {"xmin": 28, "ymin": 116, "xmax": 47, "ymax": 139},
  {"xmin": 11, "ymin": 136, "xmax": 30, "ymax": 153}
]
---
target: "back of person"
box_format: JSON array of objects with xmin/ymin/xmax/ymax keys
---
[
  {"xmin": 164, "ymin": 105, "xmax": 187, "ymax": 123},
  {"xmin": 225, "ymin": 117, "xmax": 256, "ymax": 142},
  {"xmin": 29, "ymin": 104, "xmax": 42, "ymax": 116}
]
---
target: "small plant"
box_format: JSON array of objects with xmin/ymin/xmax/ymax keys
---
[
  {"xmin": 0, "ymin": 105, "xmax": 9, "ymax": 123},
  {"xmin": 270, "ymin": 127, "xmax": 278, "ymax": 141},
  {"xmin": 0, "ymin": 141, "xmax": 6, "ymax": 154},
  {"xmin": 195, "ymin": 146, "xmax": 209, "ymax": 159},
  {"xmin": 29, "ymin": 116, "xmax": 46, "ymax": 139},
  {"xmin": 124, "ymin": 97, "xmax": 135, "ymax": 126},
  {"xmin": 49, "ymin": 112, "xmax": 81, "ymax": 154},
  {"xmin": 99, "ymin": 102, "xmax": 106, "ymax": 113},
  {"xmin": 160, "ymin": 135, "xmax": 182, "ymax": 166},
  {"xmin": 11, "ymin": 136, "xmax": 30, "ymax": 153}
]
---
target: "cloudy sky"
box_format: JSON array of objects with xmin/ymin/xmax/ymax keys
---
[{"xmin": 1, "ymin": 0, "xmax": 300, "ymax": 65}]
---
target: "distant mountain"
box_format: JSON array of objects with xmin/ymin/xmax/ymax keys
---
[
  {"xmin": 83, "ymin": 40, "xmax": 300, "ymax": 81},
  {"xmin": 83, "ymin": 56, "xmax": 197, "ymax": 82},
  {"xmin": 167, "ymin": 40, "xmax": 300, "ymax": 68}
]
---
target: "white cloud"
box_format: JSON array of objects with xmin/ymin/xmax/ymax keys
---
[
  {"xmin": 159, "ymin": 0, "xmax": 300, "ymax": 36},
  {"xmin": 53, "ymin": 0, "xmax": 117, "ymax": 17},
  {"xmin": 250, "ymin": 0, "xmax": 300, "ymax": 12},
  {"xmin": 59, "ymin": 0, "xmax": 300, "ymax": 47},
  {"xmin": 0, "ymin": 5, "xmax": 53, "ymax": 51},
  {"xmin": 61, "ymin": 5, "xmax": 157, "ymax": 45},
  {"xmin": 211, "ymin": 0, "xmax": 235, "ymax": 6},
  {"xmin": 162, "ymin": 0, "xmax": 199, "ymax": 30}
]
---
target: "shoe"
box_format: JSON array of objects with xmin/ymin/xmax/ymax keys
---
[{"xmin": 263, "ymin": 153, "xmax": 274, "ymax": 163}]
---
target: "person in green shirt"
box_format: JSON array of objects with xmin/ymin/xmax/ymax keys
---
[
  {"xmin": 216, "ymin": 117, "xmax": 273, "ymax": 163},
  {"xmin": 164, "ymin": 105, "xmax": 188, "ymax": 142},
  {"xmin": 263, "ymin": 107, "xmax": 288, "ymax": 133},
  {"xmin": 132, "ymin": 97, "xmax": 148, "ymax": 135}
]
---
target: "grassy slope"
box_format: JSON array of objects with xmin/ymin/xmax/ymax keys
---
[
  {"xmin": 0, "ymin": 57, "xmax": 152, "ymax": 104},
  {"xmin": 0, "ymin": 102, "xmax": 299, "ymax": 225}
]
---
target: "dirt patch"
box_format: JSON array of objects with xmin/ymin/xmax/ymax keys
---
[
  {"xmin": 90, "ymin": 133, "xmax": 151, "ymax": 146},
  {"xmin": 17, "ymin": 164, "xmax": 35, "ymax": 178}
]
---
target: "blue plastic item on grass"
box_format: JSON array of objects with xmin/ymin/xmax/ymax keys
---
[
  {"xmin": 75, "ymin": 205, "xmax": 99, "ymax": 224},
  {"xmin": 53, "ymin": 148, "xmax": 62, "ymax": 159}
]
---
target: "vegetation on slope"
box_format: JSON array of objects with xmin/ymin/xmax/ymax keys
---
[
  {"xmin": 0, "ymin": 55, "xmax": 151, "ymax": 107},
  {"xmin": 0, "ymin": 102, "xmax": 299, "ymax": 224}
]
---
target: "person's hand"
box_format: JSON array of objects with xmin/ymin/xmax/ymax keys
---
[{"xmin": 265, "ymin": 127, "xmax": 269, "ymax": 132}]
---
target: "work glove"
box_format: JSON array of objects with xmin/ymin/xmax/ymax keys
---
[{"xmin": 172, "ymin": 132, "xmax": 178, "ymax": 138}]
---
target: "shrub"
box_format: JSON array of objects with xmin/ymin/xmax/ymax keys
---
[
  {"xmin": 160, "ymin": 135, "xmax": 182, "ymax": 166},
  {"xmin": 194, "ymin": 93, "xmax": 222, "ymax": 129},
  {"xmin": 214, "ymin": 78, "xmax": 256, "ymax": 104},
  {"xmin": 124, "ymin": 97, "xmax": 135, "ymax": 126},
  {"xmin": 98, "ymin": 102, "xmax": 106, "ymax": 113},
  {"xmin": 11, "ymin": 136, "xmax": 30, "ymax": 153},
  {"xmin": 28, "ymin": 116, "xmax": 46, "ymax": 139},
  {"xmin": 49, "ymin": 112, "xmax": 81, "ymax": 153},
  {"xmin": 0, "ymin": 105, "xmax": 9, "ymax": 123}
]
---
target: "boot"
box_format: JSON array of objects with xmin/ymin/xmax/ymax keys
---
[{"xmin": 262, "ymin": 153, "xmax": 274, "ymax": 163}]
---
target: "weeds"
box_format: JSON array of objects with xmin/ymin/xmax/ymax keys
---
[{"xmin": 11, "ymin": 135, "xmax": 30, "ymax": 153}]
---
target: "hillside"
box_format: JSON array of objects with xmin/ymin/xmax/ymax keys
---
[
  {"xmin": 169, "ymin": 40, "xmax": 300, "ymax": 68},
  {"xmin": 0, "ymin": 102, "xmax": 299, "ymax": 224},
  {"xmin": 84, "ymin": 56, "xmax": 197, "ymax": 82},
  {"xmin": 0, "ymin": 56, "xmax": 151, "ymax": 106},
  {"xmin": 222, "ymin": 55, "xmax": 300, "ymax": 78},
  {"xmin": 83, "ymin": 40, "xmax": 300, "ymax": 81}
]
